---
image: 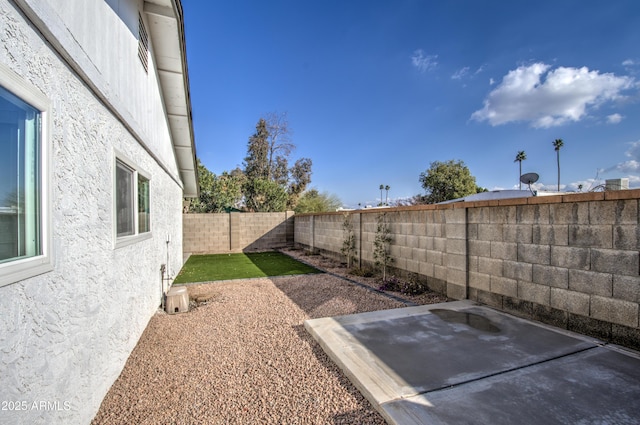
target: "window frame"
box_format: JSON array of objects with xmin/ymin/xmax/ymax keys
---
[
  {"xmin": 113, "ymin": 152, "xmax": 151, "ymax": 248},
  {"xmin": 0, "ymin": 63, "xmax": 53, "ymax": 287}
]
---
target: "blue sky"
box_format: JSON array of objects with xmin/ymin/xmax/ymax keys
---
[{"xmin": 183, "ymin": 0, "xmax": 640, "ymax": 208}]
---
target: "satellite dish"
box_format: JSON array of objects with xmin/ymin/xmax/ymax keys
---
[
  {"xmin": 520, "ymin": 172, "xmax": 539, "ymax": 185},
  {"xmin": 520, "ymin": 172, "xmax": 539, "ymax": 196}
]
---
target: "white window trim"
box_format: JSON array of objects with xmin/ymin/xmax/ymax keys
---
[
  {"xmin": 113, "ymin": 151, "xmax": 152, "ymax": 249},
  {"xmin": 0, "ymin": 63, "xmax": 53, "ymax": 287}
]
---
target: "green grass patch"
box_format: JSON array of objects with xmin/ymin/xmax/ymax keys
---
[{"xmin": 174, "ymin": 251, "xmax": 322, "ymax": 284}]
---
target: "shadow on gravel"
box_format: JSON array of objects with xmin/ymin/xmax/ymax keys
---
[{"xmin": 271, "ymin": 276, "xmax": 407, "ymax": 320}]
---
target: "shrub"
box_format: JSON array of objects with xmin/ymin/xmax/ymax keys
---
[
  {"xmin": 340, "ymin": 212, "xmax": 357, "ymax": 268},
  {"xmin": 373, "ymin": 213, "xmax": 393, "ymax": 281},
  {"xmin": 349, "ymin": 267, "xmax": 375, "ymax": 277},
  {"xmin": 378, "ymin": 273, "xmax": 428, "ymax": 295}
]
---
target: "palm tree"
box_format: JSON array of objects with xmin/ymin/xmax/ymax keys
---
[
  {"xmin": 553, "ymin": 139, "xmax": 564, "ymax": 192},
  {"xmin": 514, "ymin": 151, "xmax": 527, "ymax": 190},
  {"xmin": 385, "ymin": 185, "xmax": 390, "ymax": 205},
  {"xmin": 379, "ymin": 184, "xmax": 384, "ymax": 206}
]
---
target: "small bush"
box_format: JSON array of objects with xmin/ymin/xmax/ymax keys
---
[
  {"xmin": 340, "ymin": 212, "xmax": 357, "ymax": 269},
  {"xmin": 349, "ymin": 267, "xmax": 375, "ymax": 278},
  {"xmin": 373, "ymin": 213, "xmax": 393, "ymax": 281},
  {"xmin": 378, "ymin": 273, "xmax": 428, "ymax": 295}
]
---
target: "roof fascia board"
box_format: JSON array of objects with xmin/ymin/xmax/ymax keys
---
[{"xmin": 11, "ymin": 0, "xmax": 186, "ymax": 192}]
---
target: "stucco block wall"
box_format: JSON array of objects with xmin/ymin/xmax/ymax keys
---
[
  {"xmin": 0, "ymin": 1, "xmax": 186, "ymax": 424},
  {"xmin": 183, "ymin": 212, "xmax": 295, "ymax": 254},
  {"xmin": 294, "ymin": 191, "xmax": 640, "ymax": 349}
]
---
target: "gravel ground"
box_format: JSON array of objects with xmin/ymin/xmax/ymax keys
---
[
  {"xmin": 281, "ymin": 248, "xmax": 449, "ymax": 307},
  {"xmin": 92, "ymin": 250, "xmax": 448, "ymax": 424}
]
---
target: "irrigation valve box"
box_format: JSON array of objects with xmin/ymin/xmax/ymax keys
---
[{"xmin": 166, "ymin": 286, "xmax": 189, "ymax": 314}]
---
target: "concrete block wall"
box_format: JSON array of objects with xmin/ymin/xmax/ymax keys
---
[
  {"xmin": 238, "ymin": 212, "xmax": 295, "ymax": 251},
  {"xmin": 183, "ymin": 213, "xmax": 231, "ymax": 254},
  {"xmin": 183, "ymin": 211, "xmax": 294, "ymax": 254},
  {"xmin": 294, "ymin": 190, "xmax": 640, "ymax": 349}
]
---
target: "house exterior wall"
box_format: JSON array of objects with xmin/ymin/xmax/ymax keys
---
[
  {"xmin": 295, "ymin": 191, "xmax": 640, "ymax": 350},
  {"xmin": 0, "ymin": 1, "xmax": 186, "ymax": 424}
]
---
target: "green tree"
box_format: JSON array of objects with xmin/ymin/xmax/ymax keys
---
[
  {"xmin": 188, "ymin": 160, "xmax": 245, "ymax": 213},
  {"xmin": 514, "ymin": 151, "xmax": 527, "ymax": 190},
  {"xmin": 294, "ymin": 188, "xmax": 342, "ymax": 213},
  {"xmin": 243, "ymin": 178, "xmax": 288, "ymax": 212},
  {"xmin": 244, "ymin": 119, "xmax": 270, "ymax": 181},
  {"xmin": 385, "ymin": 185, "xmax": 390, "ymax": 205},
  {"xmin": 553, "ymin": 138, "xmax": 564, "ymax": 192},
  {"xmin": 419, "ymin": 160, "xmax": 478, "ymax": 203},
  {"xmin": 242, "ymin": 114, "xmax": 312, "ymax": 211},
  {"xmin": 379, "ymin": 184, "xmax": 384, "ymax": 206},
  {"xmin": 287, "ymin": 158, "xmax": 313, "ymax": 209}
]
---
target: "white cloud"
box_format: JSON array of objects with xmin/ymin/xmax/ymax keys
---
[
  {"xmin": 453, "ymin": 65, "xmax": 485, "ymax": 81},
  {"xmin": 411, "ymin": 49, "xmax": 438, "ymax": 73},
  {"xmin": 471, "ymin": 63, "xmax": 635, "ymax": 128},
  {"xmin": 622, "ymin": 59, "xmax": 635, "ymax": 67},
  {"xmin": 604, "ymin": 141, "xmax": 640, "ymax": 173},
  {"xmin": 489, "ymin": 78, "xmax": 496, "ymax": 85},
  {"xmin": 452, "ymin": 67, "xmax": 470, "ymax": 80},
  {"xmin": 565, "ymin": 178, "xmax": 603, "ymax": 192},
  {"xmin": 612, "ymin": 160, "xmax": 640, "ymax": 172},
  {"xmin": 628, "ymin": 175, "xmax": 640, "ymax": 187},
  {"xmin": 607, "ymin": 113, "xmax": 623, "ymax": 124}
]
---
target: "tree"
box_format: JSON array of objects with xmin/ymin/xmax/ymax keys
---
[
  {"xmin": 340, "ymin": 212, "xmax": 357, "ymax": 269},
  {"xmin": 287, "ymin": 158, "xmax": 313, "ymax": 209},
  {"xmin": 244, "ymin": 119, "xmax": 270, "ymax": 181},
  {"xmin": 514, "ymin": 151, "xmax": 527, "ymax": 190},
  {"xmin": 294, "ymin": 188, "xmax": 342, "ymax": 213},
  {"xmin": 385, "ymin": 185, "xmax": 390, "ymax": 205},
  {"xmin": 188, "ymin": 160, "xmax": 245, "ymax": 213},
  {"xmin": 553, "ymin": 139, "xmax": 564, "ymax": 192},
  {"xmin": 373, "ymin": 213, "xmax": 393, "ymax": 281},
  {"xmin": 419, "ymin": 160, "xmax": 478, "ymax": 204},
  {"xmin": 242, "ymin": 114, "xmax": 313, "ymax": 211},
  {"xmin": 264, "ymin": 112, "xmax": 295, "ymax": 180},
  {"xmin": 243, "ymin": 178, "xmax": 288, "ymax": 212},
  {"xmin": 379, "ymin": 184, "xmax": 384, "ymax": 206}
]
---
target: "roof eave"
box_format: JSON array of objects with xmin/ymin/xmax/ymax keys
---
[{"xmin": 144, "ymin": 0, "xmax": 199, "ymax": 198}]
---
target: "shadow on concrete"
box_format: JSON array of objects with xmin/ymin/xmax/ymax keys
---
[{"xmin": 305, "ymin": 300, "xmax": 640, "ymax": 425}]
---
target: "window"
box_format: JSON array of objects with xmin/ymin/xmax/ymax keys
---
[
  {"xmin": 0, "ymin": 64, "xmax": 52, "ymax": 286},
  {"xmin": 115, "ymin": 157, "xmax": 150, "ymax": 246},
  {"xmin": 116, "ymin": 161, "xmax": 135, "ymax": 237},
  {"xmin": 138, "ymin": 174, "xmax": 150, "ymax": 233}
]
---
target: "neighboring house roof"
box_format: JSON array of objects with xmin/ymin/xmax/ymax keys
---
[
  {"xmin": 439, "ymin": 190, "xmax": 560, "ymax": 204},
  {"xmin": 144, "ymin": 0, "xmax": 199, "ymax": 198}
]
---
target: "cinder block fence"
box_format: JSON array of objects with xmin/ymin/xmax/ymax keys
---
[
  {"xmin": 183, "ymin": 211, "xmax": 295, "ymax": 254},
  {"xmin": 294, "ymin": 190, "xmax": 640, "ymax": 349}
]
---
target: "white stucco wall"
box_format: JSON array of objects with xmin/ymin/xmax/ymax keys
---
[
  {"xmin": 0, "ymin": 1, "xmax": 186, "ymax": 423},
  {"xmin": 46, "ymin": 0, "xmax": 179, "ymax": 173}
]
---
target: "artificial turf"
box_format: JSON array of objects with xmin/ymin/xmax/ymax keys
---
[{"xmin": 173, "ymin": 251, "xmax": 321, "ymax": 284}]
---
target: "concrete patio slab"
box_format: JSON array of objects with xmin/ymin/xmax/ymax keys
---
[{"xmin": 304, "ymin": 300, "xmax": 640, "ymax": 425}]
